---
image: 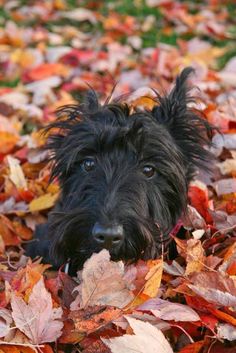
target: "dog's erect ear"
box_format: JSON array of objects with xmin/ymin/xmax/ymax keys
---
[
  {"xmin": 42, "ymin": 90, "xmax": 101, "ymax": 182},
  {"xmin": 152, "ymin": 67, "xmax": 213, "ymax": 180}
]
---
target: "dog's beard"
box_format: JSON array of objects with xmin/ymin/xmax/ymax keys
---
[{"xmin": 48, "ymin": 208, "xmax": 167, "ymax": 274}]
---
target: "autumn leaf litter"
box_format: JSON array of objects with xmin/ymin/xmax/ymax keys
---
[{"xmin": 0, "ymin": 1, "xmax": 236, "ymax": 352}]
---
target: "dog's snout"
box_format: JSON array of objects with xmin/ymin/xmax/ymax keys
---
[{"xmin": 92, "ymin": 223, "xmax": 124, "ymax": 249}]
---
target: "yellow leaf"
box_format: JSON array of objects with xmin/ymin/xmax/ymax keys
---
[
  {"xmin": 29, "ymin": 193, "xmax": 59, "ymax": 212},
  {"xmin": 185, "ymin": 239, "xmax": 205, "ymax": 276},
  {"xmin": 0, "ymin": 132, "xmax": 19, "ymax": 154},
  {"xmin": 7, "ymin": 156, "xmax": 27, "ymax": 190},
  {"xmin": 143, "ymin": 260, "xmax": 163, "ymax": 298}
]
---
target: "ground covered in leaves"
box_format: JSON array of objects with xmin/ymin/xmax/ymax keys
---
[{"xmin": 0, "ymin": 0, "xmax": 236, "ymax": 352}]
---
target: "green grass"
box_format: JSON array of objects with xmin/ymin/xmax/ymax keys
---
[
  {"xmin": 217, "ymin": 48, "xmax": 236, "ymax": 70},
  {"xmin": 104, "ymin": 0, "xmax": 162, "ymax": 19},
  {"xmin": 0, "ymin": 78, "xmax": 20, "ymax": 88}
]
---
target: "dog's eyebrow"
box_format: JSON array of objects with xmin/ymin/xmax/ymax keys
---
[{"xmin": 138, "ymin": 155, "xmax": 158, "ymax": 163}]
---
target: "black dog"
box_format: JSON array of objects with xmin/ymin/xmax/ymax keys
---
[{"xmin": 26, "ymin": 67, "xmax": 212, "ymax": 274}]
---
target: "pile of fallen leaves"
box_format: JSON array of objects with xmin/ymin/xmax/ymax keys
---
[{"xmin": 0, "ymin": 0, "xmax": 236, "ymax": 352}]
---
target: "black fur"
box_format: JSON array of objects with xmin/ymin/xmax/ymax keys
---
[{"xmin": 26, "ymin": 68, "xmax": 213, "ymax": 274}]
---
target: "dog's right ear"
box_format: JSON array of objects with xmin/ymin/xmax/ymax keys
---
[
  {"xmin": 43, "ymin": 91, "xmax": 100, "ymax": 182},
  {"xmin": 151, "ymin": 67, "xmax": 213, "ymax": 180}
]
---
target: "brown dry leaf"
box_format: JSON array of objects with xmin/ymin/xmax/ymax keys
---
[
  {"xmin": 11, "ymin": 277, "xmax": 63, "ymax": 344},
  {"xmin": 0, "ymin": 215, "xmax": 20, "ymax": 246},
  {"xmin": 185, "ymin": 239, "xmax": 205, "ymax": 276},
  {"xmin": 70, "ymin": 250, "xmax": 134, "ymax": 309},
  {"xmin": 70, "ymin": 306, "xmax": 121, "ymax": 334},
  {"xmin": 188, "ymin": 272, "xmax": 236, "ymax": 307},
  {"xmin": 138, "ymin": 298, "xmax": 200, "ymax": 322},
  {"xmin": 102, "ymin": 316, "xmax": 173, "ymax": 353},
  {"xmin": 0, "ymin": 346, "xmax": 36, "ymax": 353},
  {"xmin": 143, "ymin": 259, "xmax": 163, "ymax": 298},
  {"xmin": 29, "ymin": 193, "xmax": 59, "ymax": 212}
]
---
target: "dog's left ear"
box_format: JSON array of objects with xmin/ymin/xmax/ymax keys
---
[{"xmin": 152, "ymin": 67, "xmax": 213, "ymax": 180}]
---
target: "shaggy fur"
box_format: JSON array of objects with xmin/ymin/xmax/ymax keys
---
[{"xmin": 26, "ymin": 67, "xmax": 213, "ymax": 274}]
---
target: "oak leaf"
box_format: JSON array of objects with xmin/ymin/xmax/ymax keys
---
[{"xmin": 11, "ymin": 277, "xmax": 63, "ymax": 344}]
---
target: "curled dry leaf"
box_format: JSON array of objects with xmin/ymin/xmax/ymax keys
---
[
  {"xmin": 138, "ymin": 298, "xmax": 200, "ymax": 322},
  {"xmin": 11, "ymin": 277, "xmax": 63, "ymax": 344},
  {"xmin": 102, "ymin": 316, "xmax": 173, "ymax": 353},
  {"xmin": 70, "ymin": 250, "xmax": 134, "ymax": 310},
  {"xmin": 183, "ymin": 205, "xmax": 206, "ymax": 230},
  {"xmin": 188, "ymin": 272, "xmax": 236, "ymax": 308},
  {"xmin": 163, "ymin": 260, "xmax": 185, "ymax": 276}
]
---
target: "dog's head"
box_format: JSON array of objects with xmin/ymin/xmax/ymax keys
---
[{"xmin": 45, "ymin": 68, "xmax": 212, "ymax": 272}]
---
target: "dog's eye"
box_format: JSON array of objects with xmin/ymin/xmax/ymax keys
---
[
  {"xmin": 143, "ymin": 165, "xmax": 155, "ymax": 178},
  {"xmin": 81, "ymin": 158, "xmax": 95, "ymax": 172}
]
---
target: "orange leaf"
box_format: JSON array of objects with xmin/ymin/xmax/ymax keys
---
[
  {"xmin": 0, "ymin": 346, "xmax": 35, "ymax": 353},
  {"xmin": 12, "ymin": 221, "xmax": 33, "ymax": 240},
  {"xmin": 178, "ymin": 341, "xmax": 204, "ymax": 353},
  {"xmin": 188, "ymin": 185, "xmax": 212, "ymax": 223},
  {"xmin": 227, "ymin": 261, "xmax": 236, "ymax": 276},
  {"xmin": 11, "ymin": 263, "xmax": 51, "ymax": 300},
  {"xmin": 70, "ymin": 306, "xmax": 121, "ymax": 335},
  {"xmin": 209, "ymin": 308, "xmax": 236, "ymax": 327},
  {"xmin": 0, "ymin": 214, "xmax": 20, "ymax": 246},
  {"xmin": 0, "ymin": 132, "xmax": 18, "ymax": 155},
  {"xmin": 25, "ymin": 63, "xmax": 67, "ymax": 81}
]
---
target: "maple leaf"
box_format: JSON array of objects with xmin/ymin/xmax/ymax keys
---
[
  {"xmin": 70, "ymin": 249, "xmax": 134, "ymax": 310},
  {"xmin": 11, "ymin": 277, "xmax": 63, "ymax": 344},
  {"xmin": 102, "ymin": 316, "xmax": 173, "ymax": 353}
]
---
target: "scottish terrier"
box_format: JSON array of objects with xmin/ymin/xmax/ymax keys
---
[{"xmin": 26, "ymin": 67, "xmax": 212, "ymax": 274}]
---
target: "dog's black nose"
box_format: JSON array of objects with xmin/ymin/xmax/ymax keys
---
[{"xmin": 92, "ymin": 223, "xmax": 124, "ymax": 249}]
